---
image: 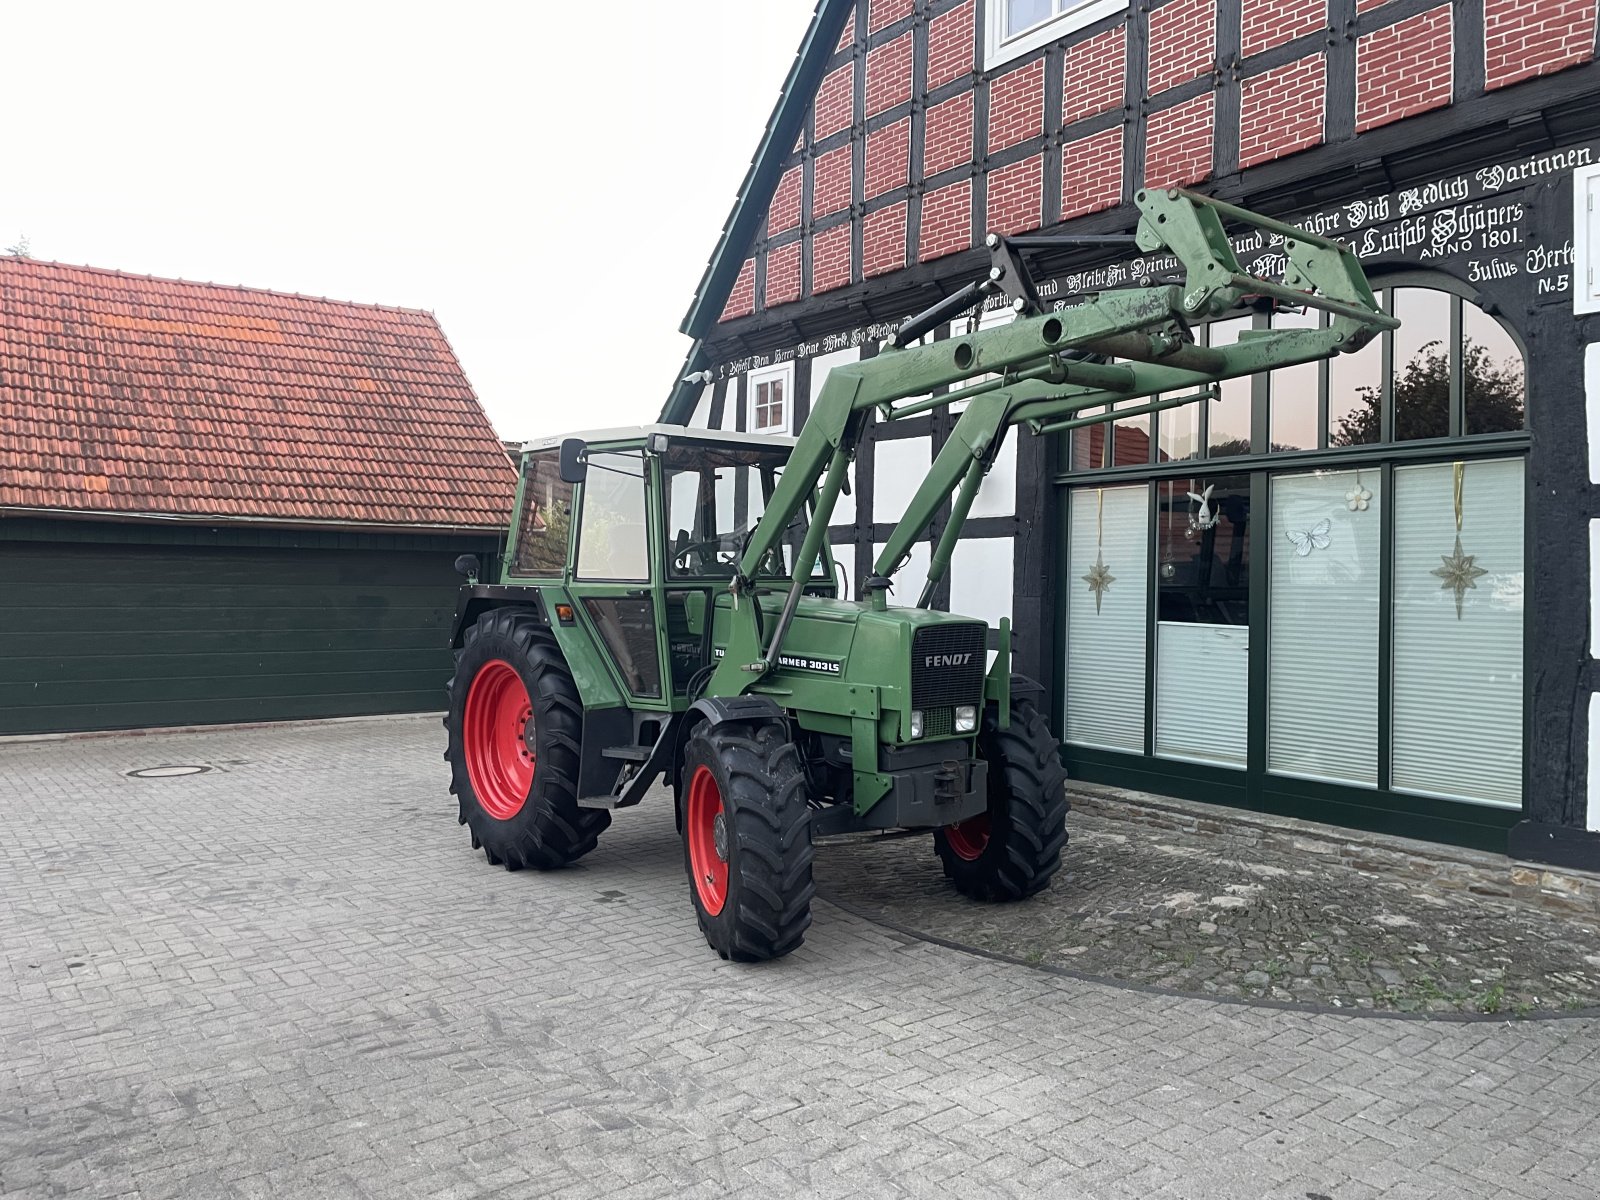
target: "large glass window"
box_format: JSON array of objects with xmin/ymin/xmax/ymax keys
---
[
  {"xmin": 575, "ymin": 452, "xmax": 650, "ymax": 581},
  {"xmin": 1059, "ymin": 278, "xmax": 1529, "ymax": 828},
  {"xmin": 1154, "ymin": 475, "xmax": 1250, "ymax": 766},
  {"xmin": 1391, "ymin": 458, "xmax": 1524, "ymax": 805},
  {"xmin": 1064, "ymin": 485, "xmax": 1147, "ymax": 752},
  {"xmin": 1268, "ymin": 468, "xmax": 1383, "ymax": 785},
  {"xmin": 1207, "ymin": 318, "xmax": 1253, "ymax": 458},
  {"xmin": 510, "ymin": 451, "xmax": 574, "ymax": 577},
  {"xmin": 1391, "ymin": 288, "xmax": 1453, "ymax": 442}
]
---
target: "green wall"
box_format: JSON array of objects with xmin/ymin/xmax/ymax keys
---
[{"xmin": 0, "ymin": 519, "xmax": 501, "ymax": 735}]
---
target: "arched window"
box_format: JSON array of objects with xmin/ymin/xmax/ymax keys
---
[{"xmin": 1067, "ymin": 281, "xmax": 1527, "ymax": 470}]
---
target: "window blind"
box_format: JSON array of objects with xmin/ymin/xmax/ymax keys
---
[
  {"xmin": 1155, "ymin": 622, "xmax": 1249, "ymax": 766},
  {"xmin": 1391, "ymin": 459, "xmax": 1524, "ymax": 806},
  {"xmin": 1065, "ymin": 485, "xmax": 1148, "ymax": 752},
  {"xmin": 1267, "ymin": 469, "xmax": 1382, "ymax": 785}
]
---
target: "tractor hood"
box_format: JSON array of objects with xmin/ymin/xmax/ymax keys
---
[{"xmin": 707, "ymin": 591, "xmax": 993, "ymax": 743}]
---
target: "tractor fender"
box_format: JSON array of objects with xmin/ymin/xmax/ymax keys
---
[
  {"xmin": 667, "ymin": 695, "xmax": 789, "ymax": 830},
  {"xmin": 448, "ymin": 585, "xmax": 547, "ymax": 649},
  {"xmin": 685, "ymin": 695, "xmax": 787, "ymax": 728},
  {"xmin": 1008, "ymin": 673, "xmax": 1046, "ymax": 703}
]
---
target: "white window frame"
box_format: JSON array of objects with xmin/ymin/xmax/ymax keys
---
[
  {"xmin": 747, "ymin": 361, "xmax": 794, "ymax": 436},
  {"xmin": 984, "ymin": 0, "xmax": 1126, "ymax": 70},
  {"xmin": 1573, "ymin": 163, "xmax": 1600, "ymax": 314}
]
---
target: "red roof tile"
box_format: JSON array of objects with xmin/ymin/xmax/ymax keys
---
[{"xmin": 0, "ymin": 257, "xmax": 516, "ymax": 530}]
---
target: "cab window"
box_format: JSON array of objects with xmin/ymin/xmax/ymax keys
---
[
  {"xmin": 575, "ymin": 451, "xmax": 650, "ymax": 580},
  {"xmin": 510, "ymin": 451, "xmax": 573, "ymax": 577},
  {"xmin": 661, "ymin": 443, "xmax": 826, "ymax": 580}
]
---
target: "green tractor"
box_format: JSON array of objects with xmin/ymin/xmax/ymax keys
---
[{"xmin": 443, "ymin": 189, "xmax": 1396, "ymax": 961}]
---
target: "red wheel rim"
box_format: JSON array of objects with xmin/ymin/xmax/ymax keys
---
[
  {"xmin": 463, "ymin": 660, "xmax": 535, "ymax": 820},
  {"xmin": 686, "ymin": 765, "xmax": 729, "ymax": 916},
  {"xmin": 945, "ymin": 813, "xmax": 990, "ymax": 862}
]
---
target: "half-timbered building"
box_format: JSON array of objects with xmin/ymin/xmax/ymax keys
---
[{"xmin": 661, "ymin": 0, "xmax": 1600, "ymax": 868}]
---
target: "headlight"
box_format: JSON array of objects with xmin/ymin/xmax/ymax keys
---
[
  {"xmin": 909, "ymin": 710, "xmax": 924, "ymax": 739},
  {"xmin": 954, "ymin": 705, "xmax": 978, "ymax": 733}
]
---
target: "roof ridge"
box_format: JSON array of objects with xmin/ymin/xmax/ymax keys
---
[{"xmin": 0, "ymin": 254, "xmax": 437, "ymax": 319}]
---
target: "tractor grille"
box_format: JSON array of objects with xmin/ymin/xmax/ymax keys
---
[
  {"xmin": 922, "ymin": 707, "xmax": 955, "ymax": 739},
  {"xmin": 911, "ymin": 623, "xmax": 987, "ymax": 710}
]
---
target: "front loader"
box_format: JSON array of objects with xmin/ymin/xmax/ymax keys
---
[{"xmin": 442, "ymin": 188, "xmax": 1398, "ymax": 961}]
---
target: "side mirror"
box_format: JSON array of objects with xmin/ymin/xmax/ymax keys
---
[
  {"xmin": 558, "ymin": 438, "xmax": 588, "ymax": 484},
  {"xmin": 453, "ymin": 554, "xmax": 481, "ymax": 583}
]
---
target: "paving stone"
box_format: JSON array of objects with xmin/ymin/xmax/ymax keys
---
[
  {"xmin": 816, "ymin": 788, "xmax": 1600, "ymax": 1015},
  {"xmin": 0, "ymin": 718, "xmax": 1597, "ymax": 1199}
]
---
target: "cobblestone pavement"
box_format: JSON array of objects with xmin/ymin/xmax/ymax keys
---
[
  {"xmin": 816, "ymin": 798, "xmax": 1600, "ymax": 1016},
  {"xmin": 1, "ymin": 717, "xmax": 1598, "ymax": 1199}
]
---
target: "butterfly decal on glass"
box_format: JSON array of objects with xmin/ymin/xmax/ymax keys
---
[{"xmin": 1286, "ymin": 518, "xmax": 1331, "ymax": 557}]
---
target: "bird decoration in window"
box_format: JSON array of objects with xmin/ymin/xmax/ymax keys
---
[{"xmin": 1187, "ymin": 483, "xmax": 1217, "ymax": 534}]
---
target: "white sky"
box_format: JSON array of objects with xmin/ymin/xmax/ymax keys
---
[{"xmin": 0, "ymin": 0, "xmax": 818, "ymax": 441}]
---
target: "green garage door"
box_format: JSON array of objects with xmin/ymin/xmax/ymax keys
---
[{"xmin": 0, "ymin": 532, "xmax": 487, "ymax": 735}]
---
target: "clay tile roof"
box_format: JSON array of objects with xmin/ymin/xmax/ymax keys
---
[{"xmin": 0, "ymin": 256, "xmax": 516, "ymax": 530}]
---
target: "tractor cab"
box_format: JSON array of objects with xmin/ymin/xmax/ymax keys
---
[{"xmin": 504, "ymin": 425, "xmax": 839, "ymax": 711}]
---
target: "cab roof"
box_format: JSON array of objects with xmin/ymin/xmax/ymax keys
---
[{"xmin": 520, "ymin": 423, "xmax": 797, "ymax": 454}]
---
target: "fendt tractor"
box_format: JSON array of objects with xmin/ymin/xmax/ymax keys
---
[{"xmin": 442, "ymin": 189, "xmax": 1396, "ymax": 961}]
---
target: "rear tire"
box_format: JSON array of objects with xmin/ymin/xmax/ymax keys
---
[
  {"xmin": 445, "ymin": 609, "xmax": 610, "ymax": 870},
  {"xmin": 934, "ymin": 697, "xmax": 1068, "ymax": 901},
  {"xmin": 680, "ymin": 720, "xmax": 814, "ymax": 962}
]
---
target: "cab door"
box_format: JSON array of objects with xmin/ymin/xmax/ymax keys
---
[{"xmin": 568, "ymin": 448, "xmax": 669, "ymax": 709}]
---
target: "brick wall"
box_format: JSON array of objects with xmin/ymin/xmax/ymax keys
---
[
  {"xmin": 1239, "ymin": 54, "xmax": 1326, "ymax": 168},
  {"xmin": 1355, "ymin": 5, "xmax": 1454, "ymax": 133},
  {"xmin": 813, "ymin": 143, "xmax": 853, "ymax": 218},
  {"xmin": 924, "ymin": 91, "xmax": 974, "ymax": 178},
  {"xmin": 927, "ymin": 0, "xmax": 974, "ymax": 90},
  {"xmin": 865, "ymin": 117, "xmax": 910, "ymax": 200},
  {"xmin": 1241, "ymin": 0, "xmax": 1326, "ymax": 58},
  {"xmin": 721, "ymin": 0, "xmax": 1600, "ymax": 323},
  {"xmin": 863, "ymin": 202, "xmax": 908, "ymax": 278},
  {"xmin": 768, "ymin": 166, "xmax": 802, "ymax": 236},
  {"xmin": 987, "ymin": 155, "xmax": 1044, "ymax": 237},
  {"xmin": 765, "ymin": 242, "xmax": 801, "ymax": 308},
  {"xmin": 988, "ymin": 59, "xmax": 1046, "ymax": 155},
  {"xmin": 1062, "ymin": 127, "xmax": 1124, "ymax": 220},
  {"xmin": 868, "ymin": 0, "xmax": 912, "ymax": 34},
  {"xmin": 866, "ymin": 31, "xmax": 913, "ymax": 117},
  {"xmin": 919, "ymin": 179, "xmax": 973, "ymax": 262},
  {"xmin": 1148, "ymin": 0, "xmax": 1216, "ymax": 93},
  {"xmin": 1146, "ymin": 93, "xmax": 1216, "ymax": 189},
  {"xmin": 1063, "ymin": 26, "xmax": 1127, "ymax": 126},
  {"xmin": 815, "ymin": 63, "xmax": 854, "ymax": 140},
  {"xmin": 1484, "ymin": 0, "xmax": 1598, "ymax": 90},
  {"xmin": 722, "ymin": 258, "xmax": 755, "ymax": 322},
  {"xmin": 812, "ymin": 223, "xmax": 852, "ymax": 295}
]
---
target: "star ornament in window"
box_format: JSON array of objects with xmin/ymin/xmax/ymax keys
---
[
  {"xmin": 1082, "ymin": 551, "xmax": 1116, "ymax": 614},
  {"xmin": 1430, "ymin": 534, "xmax": 1488, "ymax": 620}
]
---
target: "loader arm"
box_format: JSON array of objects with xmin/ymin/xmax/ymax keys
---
[{"xmin": 708, "ymin": 187, "xmax": 1397, "ymax": 696}]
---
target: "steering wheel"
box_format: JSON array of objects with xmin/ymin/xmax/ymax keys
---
[{"xmin": 673, "ymin": 534, "xmax": 737, "ymax": 572}]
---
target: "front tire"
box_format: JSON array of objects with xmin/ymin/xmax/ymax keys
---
[
  {"xmin": 934, "ymin": 697, "xmax": 1068, "ymax": 901},
  {"xmin": 445, "ymin": 609, "xmax": 610, "ymax": 870},
  {"xmin": 680, "ymin": 720, "xmax": 814, "ymax": 962}
]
